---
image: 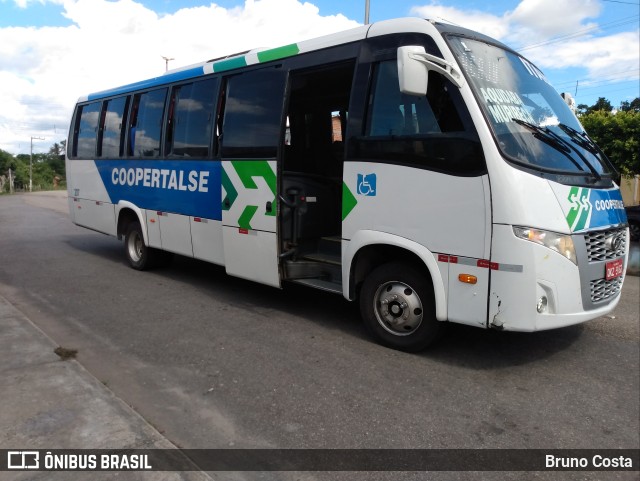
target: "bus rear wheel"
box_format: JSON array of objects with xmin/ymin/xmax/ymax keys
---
[
  {"xmin": 124, "ymin": 220, "xmax": 157, "ymax": 270},
  {"xmin": 360, "ymin": 262, "xmax": 442, "ymax": 352}
]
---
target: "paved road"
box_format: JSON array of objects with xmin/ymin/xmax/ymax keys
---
[{"xmin": 0, "ymin": 191, "xmax": 638, "ymax": 481}]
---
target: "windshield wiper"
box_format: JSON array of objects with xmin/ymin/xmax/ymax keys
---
[
  {"xmin": 512, "ymin": 118, "xmax": 601, "ymax": 181},
  {"xmin": 558, "ymin": 123, "xmax": 616, "ymax": 176},
  {"xmin": 557, "ymin": 123, "xmax": 598, "ymax": 154}
]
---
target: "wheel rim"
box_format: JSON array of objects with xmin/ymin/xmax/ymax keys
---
[
  {"xmin": 127, "ymin": 231, "xmax": 143, "ymax": 263},
  {"xmin": 373, "ymin": 281, "xmax": 423, "ymax": 336}
]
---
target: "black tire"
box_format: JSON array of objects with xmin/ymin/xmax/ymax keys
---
[
  {"xmin": 359, "ymin": 262, "xmax": 442, "ymax": 352},
  {"xmin": 124, "ymin": 220, "xmax": 157, "ymax": 270}
]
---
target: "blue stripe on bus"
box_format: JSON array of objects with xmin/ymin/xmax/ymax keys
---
[
  {"xmin": 95, "ymin": 159, "xmax": 222, "ymax": 220},
  {"xmin": 587, "ymin": 188, "xmax": 627, "ymax": 229},
  {"xmin": 87, "ymin": 66, "xmax": 206, "ymax": 101}
]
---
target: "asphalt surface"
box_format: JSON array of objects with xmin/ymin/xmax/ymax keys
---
[{"xmin": 0, "ymin": 191, "xmax": 638, "ymax": 481}]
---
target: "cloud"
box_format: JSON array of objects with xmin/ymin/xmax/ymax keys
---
[
  {"xmin": 410, "ymin": 0, "xmax": 638, "ymax": 98},
  {"xmin": 0, "ymin": 0, "xmax": 358, "ymax": 153},
  {"xmin": 534, "ymin": 31, "xmax": 640, "ymax": 80},
  {"xmin": 410, "ymin": 4, "xmax": 509, "ymax": 40},
  {"xmin": 508, "ymin": 0, "xmax": 601, "ymax": 39},
  {"xmin": 410, "ymin": 0, "xmax": 602, "ymax": 44}
]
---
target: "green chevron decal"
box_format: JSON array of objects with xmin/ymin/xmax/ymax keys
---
[
  {"xmin": 237, "ymin": 205, "xmax": 259, "ymax": 230},
  {"xmin": 566, "ymin": 186, "xmax": 591, "ymax": 231},
  {"xmin": 221, "ymin": 168, "xmax": 238, "ymax": 211},
  {"xmin": 223, "ymin": 160, "xmax": 277, "ymax": 231},
  {"xmin": 342, "ymin": 181, "xmax": 357, "ymax": 221},
  {"xmin": 232, "ymin": 161, "xmax": 277, "ymax": 197}
]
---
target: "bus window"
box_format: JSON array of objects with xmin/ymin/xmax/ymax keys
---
[
  {"xmin": 167, "ymin": 77, "xmax": 218, "ymax": 158},
  {"xmin": 74, "ymin": 101, "xmax": 102, "ymax": 159},
  {"xmin": 100, "ymin": 96, "xmax": 128, "ymax": 158},
  {"xmin": 128, "ymin": 89, "xmax": 167, "ymax": 158},
  {"xmin": 220, "ymin": 67, "xmax": 286, "ymax": 158},
  {"xmin": 368, "ymin": 61, "xmax": 462, "ymax": 135},
  {"xmin": 357, "ymin": 60, "xmax": 484, "ymax": 176}
]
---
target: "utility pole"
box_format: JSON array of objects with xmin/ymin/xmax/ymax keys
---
[
  {"xmin": 365, "ymin": 0, "xmax": 370, "ymax": 24},
  {"xmin": 30, "ymin": 136, "xmax": 45, "ymax": 193},
  {"xmin": 162, "ymin": 56, "xmax": 174, "ymax": 72}
]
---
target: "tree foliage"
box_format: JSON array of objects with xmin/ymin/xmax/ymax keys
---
[
  {"xmin": 1, "ymin": 141, "xmax": 66, "ymax": 192},
  {"xmin": 577, "ymin": 97, "xmax": 614, "ymax": 115},
  {"xmin": 578, "ymin": 97, "xmax": 640, "ymax": 177}
]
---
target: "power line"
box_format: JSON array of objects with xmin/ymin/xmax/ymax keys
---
[
  {"xmin": 518, "ymin": 15, "xmax": 639, "ymax": 51},
  {"xmin": 568, "ymin": 78, "xmax": 639, "ymax": 91},
  {"xmin": 601, "ymin": 0, "xmax": 640, "ymax": 4},
  {"xmin": 553, "ymin": 69, "xmax": 640, "ymax": 88},
  {"xmin": 574, "ymin": 84, "xmax": 640, "ymax": 95}
]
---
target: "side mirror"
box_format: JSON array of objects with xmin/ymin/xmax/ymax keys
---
[{"xmin": 397, "ymin": 46, "xmax": 464, "ymax": 96}]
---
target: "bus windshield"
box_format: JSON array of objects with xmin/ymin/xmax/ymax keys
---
[{"xmin": 447, "ymin": 36, "xmax": 615, "ymax": 185}]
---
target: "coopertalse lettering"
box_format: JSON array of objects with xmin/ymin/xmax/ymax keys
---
[
  {"xmin": 111, "ymin": 167, "xmax": 209, "ymax": 193},
  {"xmin": 594, "ymin": 198, "xmax": 625, "ymax": 211}
]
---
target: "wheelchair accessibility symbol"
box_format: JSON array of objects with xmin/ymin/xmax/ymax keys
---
[{"xmin": 357, "ymin": 174, "xmax": 376, "ymax": 196}]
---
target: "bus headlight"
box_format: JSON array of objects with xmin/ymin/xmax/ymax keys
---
[{"xmin": 513, "ymin": 226, "xmax": 577, "ymax": 265}]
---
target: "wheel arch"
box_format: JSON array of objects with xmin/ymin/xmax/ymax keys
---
[
  {"xmin": 343, "ymin": 230, "xmax": 447, "ymax": 321},
  {"xmin": 116, "ymin": 202, "xmax": 147, "ymax": 245}
]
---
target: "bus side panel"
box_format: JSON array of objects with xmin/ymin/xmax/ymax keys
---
[
  {"xmin": 71, "ymin": 198, "xmax": 117, "ymax": 237},
  {"xmin": 144, "ymin": 210, "xmax": 162, "ymax": 248},
  {"xmin": 67, "ymin": 159, "xmax": 117, "ymax": 236},
  {"xmin": 157, "ymin": 212, "xmax": 194, "ymax": 258},
  {"xmin": 446, "ymin": 260, "xmax": 489, "ymax": 328},
  {"xmin": 191, "ymin": 217, "xmax": 224, "ymax": 265},
  {"xmin": 343, "ymin": 163, "xmax": 488, "ymax": 259},
  {"xmin": 342, "ymin": 162, "xmax": 491, "ymax": 327}
]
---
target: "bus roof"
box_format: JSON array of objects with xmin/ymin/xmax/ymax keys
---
[{"xmin": 81, "ymin": 17, "xmax": 503, "ymax": 103}]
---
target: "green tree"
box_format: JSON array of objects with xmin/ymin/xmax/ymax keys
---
[
  {"xmin": 11, "ymin": 157, "xmax": 29, "ymax": 190},
  {"xmin": 619, "ymin": 98, "xmax": 640, "ymax": 113},
  {"xmin": 0, "ymin": 149, "xmax": 14, "ymax": 192},
  {"xmin": 591, "ymin": 97, "xmax": 613, "ymax": 112},
  {"xmin": 577, "ymin": 97, "xmax": 614, "ymax": 115},
  {"xmin": 0, "ymin": 149, "xmax": 13, "ymax": 173},
  {"xmin": 580, "ymin": 109, "xmax": 640, "ymax": 177},
  {"xmin": 46, "ymin": 141, "xmax": 66, "ymax": 177}
]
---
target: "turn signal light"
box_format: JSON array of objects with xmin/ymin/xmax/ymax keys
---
[{"xmin": 458, "ymin": 274, "xmax": 477, "ymax": 284}]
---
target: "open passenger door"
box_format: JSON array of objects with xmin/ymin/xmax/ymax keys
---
[{"xmin": 219, "ymin": 67, "xmax": 287, "ymax": 287}]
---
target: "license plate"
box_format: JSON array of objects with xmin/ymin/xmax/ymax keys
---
[{"xmin": 605, "ymin": 258, "xmax": 624, "ymax": 281}]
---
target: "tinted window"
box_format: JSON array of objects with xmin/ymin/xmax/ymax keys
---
[
  {"xmin": 75, "ymin": 102, "xmax": 102, "ymax": 158},
  {"xmin": 168, "ymin": 78, "xmax": 218, "ymax": 158},
  {"xmin": 100, "ymin": 96, "xmax": 128, "ymax": 158},
  {"xmin": 355, "ymin": 60, "xmax": 484, "ymax": 176},
  {"xmin": 221, "ymin": 68, "xmax": 286, "ymax": 158},
  {"xmin": 129, "ymin": 89, "xmax": 167, "ymax": 158},
  {"xmin": 368, "ymin": 61, "xmax": 462, "ymax": 136}
]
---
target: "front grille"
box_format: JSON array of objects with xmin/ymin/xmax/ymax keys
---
[
  {"xmin": 590, "ymin": 277, "xmax": 623, "ymax": 303},
  {"xmin": 584, "ymin": 228, "xmax": 626, "ymax": 262}
]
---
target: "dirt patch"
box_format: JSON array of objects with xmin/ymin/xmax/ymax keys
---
[{"xmin": 54, "ymin": 346, "xmax": 78, "ymax": 360}]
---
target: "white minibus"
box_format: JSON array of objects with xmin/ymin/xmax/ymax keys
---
[{"xmin": 66, "ymin": 18, "xmax": 629, "ymax": 351}]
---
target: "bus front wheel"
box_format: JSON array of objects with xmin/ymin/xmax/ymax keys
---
[{"xmin": 360, "ymin": 262, "xmax": 442, "ymax": 352}]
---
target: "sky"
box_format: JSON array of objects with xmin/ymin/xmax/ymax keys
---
[{"xmin": 0, "ymin": 0, "xmax": 638, "ymax": 155}]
